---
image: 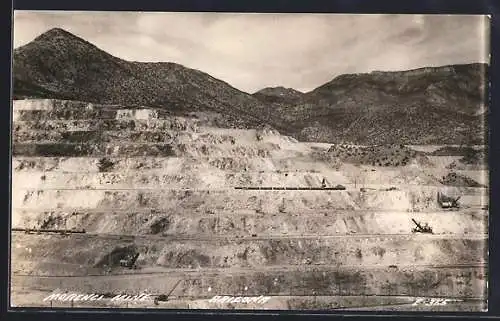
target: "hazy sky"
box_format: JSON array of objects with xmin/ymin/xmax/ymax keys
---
[{"xmin": 13, "ymin": 11, "xmax": 490, "ymax": 93}]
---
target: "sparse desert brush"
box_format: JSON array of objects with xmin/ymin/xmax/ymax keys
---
[
  {"xmin": 97, "ymin": 157, "xmax": 115, "ymax": 172},
  {"xmin": 149, "ymin": 217, "xmax": 170, "ymax": 234},
  {"xmin": 326, "ymin": 143, "xmax": 427, "ymax": 167},
  {"xmin": 440, "ymin": 172, "xmax": 485, "ymax": 187}
]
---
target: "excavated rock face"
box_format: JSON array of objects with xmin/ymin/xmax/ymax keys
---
[
  {"xmin": 11, "ymin": 96, "xmax": 488, "ymax": 309},
  {"xmin": 9, "ymin": 26, "xmax": 489, "ymax": 312}
]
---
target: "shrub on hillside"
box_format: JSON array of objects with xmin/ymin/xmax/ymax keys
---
[
  {"xmin": 326, "ymin": 144, "xmax": 425, "ymax": 167},
  {"xmin": 97, "ymin": 157, "xmax": 115, "ymax": 172},
  {"xmin": 440, "ymin": 172, "xmax": 485, "ymax": 187}
]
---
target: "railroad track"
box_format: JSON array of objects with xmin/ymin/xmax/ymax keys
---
[
  {"xmin": 12, "ymin": 261, "xmax": 488, "ymax": 278},
  {"xmin": 11, "ymin": 184, "xmax": 489, "ymax": 191},
  {"xmin": 11, "ymin": 229, "xmax": 488, "ymax": 241},
  {"xmin": 11, "ymin": 207, "xmax": 488, "ymax": 215}
]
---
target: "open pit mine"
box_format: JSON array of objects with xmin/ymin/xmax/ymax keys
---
[{"xmin": 10, "ymin": 99, "xmax": 488, "ymax": 311}]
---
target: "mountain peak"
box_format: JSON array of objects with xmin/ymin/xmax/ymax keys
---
[
  {"xmin": 36, "ymin": 27, "xmax": 76, "ymax": 39},
  {"xmin": 255, "ymin": 86, "xmax": 303, "ymax": 95},
  {"xmin": 252, "ymin": 86, "xmax": 305, "ymax": 105},
  {"xmin": 45, "ymin": 27, "xmax": 72, "ymax": 34},
  {"xmin": 29, "ymin": 27, "xmax": 91, "ymax": 48},
  {"xmin": 254, "ymin": 86, "xmax": 304, "ymax": 99},
  {"xmin": 13, "ymin": 26, "xmax": 114, "ymax": 62}
]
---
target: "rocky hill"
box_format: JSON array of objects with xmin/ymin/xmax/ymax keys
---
[
  {"xmin": 13, "ymin": 28, "xmax": 281, "ymax": 131},
  {"xmin": 253, "ymin": 86, "xmax": 304, "ymax": 104},
  {"xmin": 13, "ymin": 28, "xmax": 488, "ymax": 145},
  {"xmin": 256, "ymin": 64, "xmax": 488, "ymax": 145}
]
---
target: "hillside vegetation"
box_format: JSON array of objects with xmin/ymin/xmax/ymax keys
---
[{"xmin": 13, "ymin": 28, "xmax": 488, "ymax": 145}]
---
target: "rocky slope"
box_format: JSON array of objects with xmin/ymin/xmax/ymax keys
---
[
  {"xmin": 266, "ymin": 64, "xmax": 488, "ymax": 145},
  {"xmin": 13, "ymin": 28, "xmax": 280, "ymax": 131},
  {"xmin": 13, "ymin": 28, "xmax": 488, "ymax": 145},
  {"xmin": 252, "ymin": 86, "xmax": 305, "ymax": 105}
]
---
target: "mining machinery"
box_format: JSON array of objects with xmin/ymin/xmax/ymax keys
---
[
  {"xmin": 437, "ymin": 191, "xmax": 461, "ymax": 210},
  {"xmin": 119, "ymin": 253, "xmax": 140, "ymax": 269},
  {"xmin": 411, "ymin": 219, "xmax": 433, "ymax": 234}
]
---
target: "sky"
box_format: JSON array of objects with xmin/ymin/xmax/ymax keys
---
[{"xmin": 13, "ymin": 11, "xmax": 490, "ymax": 93}]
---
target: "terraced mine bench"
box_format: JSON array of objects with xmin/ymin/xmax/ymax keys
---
[{"xmin": 10, "ymin": 98, "xmax": 489, "ymax": 311}]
